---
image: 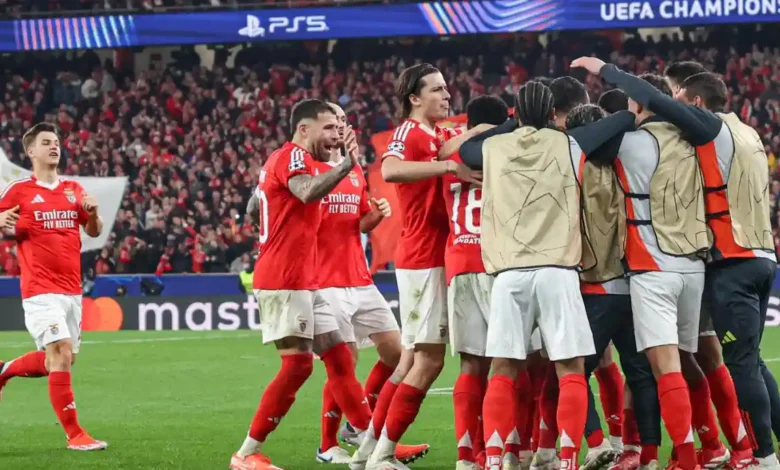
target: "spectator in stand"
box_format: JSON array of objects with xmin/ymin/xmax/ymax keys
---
[{"xmin": 0, "ymin": 26, "xmax": 779, "ymax": 276}]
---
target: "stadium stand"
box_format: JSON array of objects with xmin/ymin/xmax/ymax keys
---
[{"xmin": 0, "ymin": 25, "xmax": 778, "ymax": 275}]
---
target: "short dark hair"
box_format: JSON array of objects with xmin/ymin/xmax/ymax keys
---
[
  {"xmin": 639, "ymin": 73, "xmax": 672, "ymax": 97},
  {"xmin": 397, "ymin": 63, "xmax": 441, "ymax": 118},
  {"xmin": 535, "ymin": 76, "xmax": 554, "ymax": 88},
  {"xmin": 565, "ymin": 104, "xmax": 607, "ymax": 129},
  {"xmin": 550, "ymin": 76, "xmax": 589, "ymax": 114},
  {"xmin": 290, "ymin": 99, "xmax": 335, "ymax": 134},
  {"xmin": 466, "ymin": 95, "xmax": 509, "ymax": 129},
  {"xmin": 665, "ymin": 61, "xmax": 707, "ymax": 87},
  {"xmin": 23, "ymin": 122, "xmax": 58, "ymax": 151},
  {"xmin": 681, "ymin": 72, "xmax": 728, "ymax": 112},
  {"xmin": 597, "ymin": 89, "xmax": 629, "ymax": 114},
  {"xmin": 515, "ymin": 80, "xmax": 555, "ymax": 130}
]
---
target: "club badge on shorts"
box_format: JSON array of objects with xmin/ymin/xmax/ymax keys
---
[
  {"xmin": 49, "ymin": 323, "xmax": 59, "ymax": 336},
  {"xmin": 64, "ymin": 189, "xmax": 76, "ymax": 204},
  {"xmin": 299, "ymin": 320, "xmax": 307, "ymax": 332},
  {"xmin": 348, "ymin": 171, "xmax": 359, "ymax": 187}
]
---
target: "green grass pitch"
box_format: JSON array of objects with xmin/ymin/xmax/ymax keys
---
[{"xmin": 1, "ymin": 328, "xmax": 780, "ymax": 469}]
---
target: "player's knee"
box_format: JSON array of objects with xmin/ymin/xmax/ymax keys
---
[
  {"xmin": 372, "ymin": 331, "xmax": 402, "ymax": 368},
  {"xmin": 555, "ymin": 356, "xmax": 584, "ymax": 377},
  {"xmin": 286, "ymin": 353, "xmax": 314, "ymax": 381},
  {"xmin": 490, "ymin": 357, "xmax": 520, "ymax": 378},
  {"xmin": 45, "ymin": 340, "xmax": 73, "ymax": 372},
  {"xmin": 644, "ymin": 344, "xmax": 681, "ymax": 378},
  {"xmin": 414, "ymin": 346, "xmax": 446, "ymax": 374},
  {"xmin": 460, "ymin": 353, "xmax": 489, "ymax": 376},
  {"xmin": 680, "ymin": 350, "xmax": 706, "ymax": 383},
  {"xmin": 694, "ymin": 335, "xmax": 722, "ymax": 374}
]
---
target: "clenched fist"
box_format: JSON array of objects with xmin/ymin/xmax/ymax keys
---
[{"xmin": 370, "ymin": 197, "xmax": 392, "ymax": 218}]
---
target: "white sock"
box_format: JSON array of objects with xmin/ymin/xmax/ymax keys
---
[
  {"xmin": 609, "ymin": 435, "xmax": 623, "ymax": 450},
  {"xmin": 371, "ymin": 434, "xmax": 397, "ymax": 461},
  {"xmin": 758, "ymin": 454, "xmax": 780, "ymax": 468},
  {"xmin": 237, "ymin": 435, "xmax": 262, "ymax": 458},
  {"xmin": 0, "ymin": 360, "xmax": 12, "ymax": 375}
]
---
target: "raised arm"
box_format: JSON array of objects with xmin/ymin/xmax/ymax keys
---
[
  {"xmin": 567, "ymin": 110, "xmax": 636, "ymax": 163},
  {"xmin": 459, "ymin": 118, "xmax": 519, "ymax": 170},
  {"xmin": 288, "ymin": 156, "xmax": 353, "ymax": 204}
]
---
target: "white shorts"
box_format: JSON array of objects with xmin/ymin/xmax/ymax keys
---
[
  {"xmin": 448, "ymin": 273, "xmax": 493, "ymax": 356},
  {"xmin": 486, "ymin": 268, "xmax": 595, "ymax": 361},
  {"xmin": 254, "ymin": 289, "xmax": 340, "ymax": 344},
  {"xmin": 529, "ymin": 328, "xmax": 544, "ymax": 355},
  {"xmin": 317, "ymin": 285, "xmax": 399, "ymax": 349},
  {"xmin": 396, "ymin": 267, "xmax": 448, "ymax": 349},
  {"xmin": 630, "ymin": 272, "xmax": 704, "ymax": 353},
  {"xmin": 23, "ymin": 294, "xmax": 83, "ymax": 354}
]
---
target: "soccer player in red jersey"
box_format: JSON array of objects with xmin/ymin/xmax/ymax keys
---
[
  {"xmin": 438, "ymin": 95, "xmax": 510, "ymax": 470},
  {"xmin": 313, "ymin": 103, "xmax": 428, "ymax": 465},
  {"xmin": 350, "ymin": 64, "xmax": 481, "ymax": 470},
  {"xmin": 231, "ymin": 99, "xmax": 373, "ymax": 470},
  {"xmin": 0, "ymin": 122, "xmax": 107, "ymax": 451}
]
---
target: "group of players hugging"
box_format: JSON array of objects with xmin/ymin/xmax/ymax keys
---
[
  {"xmin": 228, "ymin": 55, "xmax": 780, "ymax": 470},
  {"xmin": 0, "ymin": 53, "xmax": 776, "ymax": 470}
]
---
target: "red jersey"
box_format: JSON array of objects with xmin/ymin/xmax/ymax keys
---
[
  {"xmin": 382, "ymin": 119, "xmax": 453, "ymax": 269},
  {"xmin": 442, "ymin": 152, "xmax": 485, "ymax": 284},
  {"xmin": 253, "ymin": 142, "xmax": 321, "ymax": 290},
  {"xmin": 0, "ymin": 177, "xmax": 90, "ymax": 299},
  {"xmin": 316, "ymin": 160, "xmax": 373, "ymax": 289}
]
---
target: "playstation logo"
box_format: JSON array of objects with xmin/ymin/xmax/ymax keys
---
[{"xmin": 239, "ymin": 15, "xmax": 265, "ymax": 38}]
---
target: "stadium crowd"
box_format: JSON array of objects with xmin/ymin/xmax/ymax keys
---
[{"xmin": 0, "ymin": 25, "xmax": 778, "ymax": 276}]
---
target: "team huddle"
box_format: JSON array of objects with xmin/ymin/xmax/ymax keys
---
[
  {"xmin": 234, "ymin": 56, "xmax": 780, "ymax": 470},
  {"xmin": 0, "ymin": 57, "xmax": 776, "ymax": 470}
]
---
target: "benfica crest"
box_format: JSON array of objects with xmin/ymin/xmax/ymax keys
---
[
  {"xmin": 348, "ymin": 171, "xmax": 359, "ymax": 187},
  {"xmin": 64, "ymin": 189, "xmax": 76, "ymax": 203}
]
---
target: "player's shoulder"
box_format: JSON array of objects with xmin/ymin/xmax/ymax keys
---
[
  {"xmin": 269, "ymin": 142, "xmax": 311, "ymax": 170},
  {"xmin": 0, "ymin": 176, "xmax": 34, "ymax": 199},
  {"xmin": 60, "ymin": 178, "xmax": 84, "ymax": 190}
]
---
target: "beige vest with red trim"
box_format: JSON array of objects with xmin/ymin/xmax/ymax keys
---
[
  {"xmin": 715, "ymin": 112, "xmax": 774, "ymax": 251},
  {"xmin": 481, "ymin": 126, "xmax": 588, "ymax": 273},
  {"xmin": 579, "ymin": 161, "xmax": 626, "ymax": 283},
  {"xmin": 640, "ymin": 121, "xmax": 711, "ymax": 256}
]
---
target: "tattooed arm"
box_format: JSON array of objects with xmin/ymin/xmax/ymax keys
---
[{"xmin": 288, "ymin": 156, "xmax": 353, "ymax": 204}]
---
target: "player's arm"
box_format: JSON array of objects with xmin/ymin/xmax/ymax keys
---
[
  {"xmin": 568, "ymin": 110, "xmax": 636, "ymax": 163},
  {"xmin": 0, "ymin": 184, "xmax": 22, "ymax": 236},
  {"xmin": 598, "ymin": 64, "xmax": 721, "ymax": 146},
  {"xmin": 288, "ymin": 155, "xmax": 352, "ymax": 204},
  {"xmin": 81, "ymin": 193, "xmax": 103, "ymax": 237},
  {"xmin": 360, "ymin": 197, "xmax": 391, "ymax": 233},
  {"xmin": 459, "ymin": 118, "xmax": 519, "ymax": 170},
  {"xmin": 246, "ymin": 187, "xmax": 260, "ymax": 225},
  {"xmin": 437, "ymin": 123, "xmax": 496, "ymax": 160}
]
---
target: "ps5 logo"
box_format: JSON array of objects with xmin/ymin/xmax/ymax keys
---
[{"xmin": 239, "ymin": 14, "xmax": 328, "ymax": 38}]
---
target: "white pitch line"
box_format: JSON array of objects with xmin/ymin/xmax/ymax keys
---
[{"xmin": 0, "ymin": 333, "xmax": 257, "ymax": 348}]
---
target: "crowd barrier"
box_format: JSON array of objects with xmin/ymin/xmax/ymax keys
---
[
  {"xmin": 4, "ymin": 0, "xmax": 779, "ymax": 52},
  {"xmin": 0, "ymin": 271, "xmax": 778, "ymax": 332}
]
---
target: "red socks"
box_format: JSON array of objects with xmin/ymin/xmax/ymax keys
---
[
  {"xmin": 558, "ymin": 374, "xmax": 588, "ymax": 469},
  {"xmin": 320, "ymin": 381, "xmax": 342, "ymax": 451},
  {"xmin": 538, "ymin": 363, "xmax": 559, "ymax": 449},
  {"xmin": 641, "ymin": 444, "xmax": 659, "ymax": 465},
  {"xmin": 622, "ymin": 408, "xmax": 641, "ymax": 448},
  {"xmin": 595, "ymin": 363, "xmax": 624, "ymax": 438},
  {"xmin": 364, "ymin": 360, "xmax": 394, "ymax": 411},
  {"xmin": 321, "ymin": 343, "xmax": 372, "ymax": 431},
  {"xmin": 48, "ymin": 371, "xmax": 84, "ymax": 440},
  {"xmin": 249, "ymin": 353, "xmax": 313, "ymax": 442},
  {"xmin": 1, "ymin": 350, "xmax": 48, "ymax": 380},
  {"xmin": 454, "ymin": 373, "xmax": 483, "ymax": 462},
  {"xmin": 482, "ymin": 375, "xmax": 516, "ymax": 467},
  {"xmin": 384, "ymin": 382, "xmax": 426, "ymax": 443},
  {"xmin": 587, "ymin": 429, "xmax": 606, "ymax": 449},
  {"xmin": 507, "ymin": 370, "xmax": 533, "ymax": 459},
  {"xmin": 658, "ymin": 372, "xmax": 696, "ymax": 470},
  {"xmin": 707, "ymin": 364, "xmax": 751, "ymax": 451},
  {"xmin": 371, "ymin": 381, "xmax": 398, "ymax": 439},
  {"xmin": 688, "ymin": 376, "xmax": 721, "ymax": 450}
]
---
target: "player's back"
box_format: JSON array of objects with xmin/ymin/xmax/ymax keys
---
[
  {"xmin": 441, "ymin": 152, "xmax": 485, "ymax": 284},
  {"xmin": 384, "ymin": 120, "xmax": 450, "ymax": 269},
  {"xmin": 316, "ymin": 160, "xmax": 372, "ymax": 289},
  {"xmin": 0, "ymin": 177, "xmax": 89, "ymax": 298},
  {"xmin": 254, "ymin": 142, "xmax": 321, "ymax": 290}
]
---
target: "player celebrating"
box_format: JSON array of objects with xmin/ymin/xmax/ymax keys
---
[
  {"xmin": 231, "ymin": 99, "xmax": 373, "ymax": 470},
  {"xmin": 0, "ymin": 122, "xmax": 107, "ymax": 451},
  {"xmin": 350, "ymin": 63, "xmax": 480, "ymax": 470},
  {"xmin": 665, "ymin": 62, "xmax": 777, "ymax": 468},
  {"xmin": 313, "ymin": 103, "xmax": 427, "ymax": 465},
  {"xmin": 458, "ymin": 81, "xmax": 636, "ymax": 470},
  {"xmin": 439, "ymin": 95, "xmax": 509, "ymax": 470}
]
